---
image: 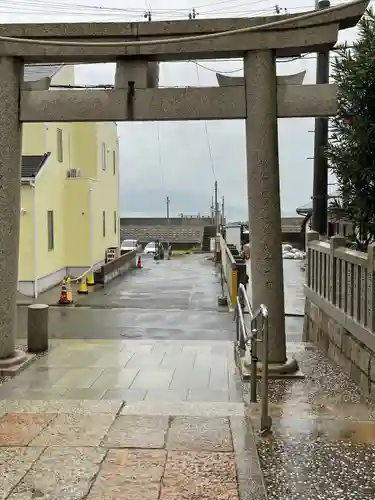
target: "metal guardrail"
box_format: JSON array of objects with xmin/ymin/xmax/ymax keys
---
[{"xmin": 235, "ymin": 283, "xmax": 272, "ymax": 435}]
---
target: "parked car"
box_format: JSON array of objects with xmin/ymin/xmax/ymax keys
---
[
  {"xmin": 144, "ymin": 241, "xmax": 156, "ymax": 255},
  {"xmin": 242, "ymin": 243, "xmax": 250, "ymax": 260},
  {"xmin": 120, "ymin": 239, "xmax": 139, "ymax": 253}
]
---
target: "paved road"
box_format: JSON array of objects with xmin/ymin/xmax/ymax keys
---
[
  {"xmin": 16, "ymin": 254, "xmax": 304, "ymax": 341},
  {"xmin": 17, "ymin": 255, "xmax": 236, "ymax": 341}
]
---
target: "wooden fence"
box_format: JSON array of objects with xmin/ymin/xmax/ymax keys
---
[{"xmin": 306, "ymin": 231, "xmax": 375, "ymax": 331}]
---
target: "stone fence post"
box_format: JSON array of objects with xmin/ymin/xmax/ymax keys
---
[
  {"xmin": 305, "ymin": 230, "xmax": 319, "ymax": 288},
  {"xmin": 330, "ymin": 235, "xmax": 346, "ymax": 306},
  {"xmin": 367, "ymin": 243, "xmax": 375, "ymax": 331}
]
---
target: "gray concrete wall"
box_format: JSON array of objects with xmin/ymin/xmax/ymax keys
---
[
  {"xmin": 304, "ymin": 298, "xmax": 375, "ymax": 399},
  {"xmin": 120, "ymin": 217, "xmax": 212, "ymax": 227}
]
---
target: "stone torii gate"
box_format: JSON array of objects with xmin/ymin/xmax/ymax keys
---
[{"xmin": 0, "ymin": 0, "xmax": 367, "ymax": 372}]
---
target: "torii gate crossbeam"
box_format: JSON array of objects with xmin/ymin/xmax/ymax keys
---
[{"xmin": 0, "ymin": 0, "xmax": 367, "ymax": 374}]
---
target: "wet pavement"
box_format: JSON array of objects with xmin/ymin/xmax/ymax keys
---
[
  {"xmin": 16, "ymin": 254, "xmax": 305, "ymax": 342},
  {"xmin": 0, "ymin": 339, "xmax": 265, "ymax": 500},
  {"xmin": 7, "ymin": 253, "xmax": 374, "ymax": 498},
  {"xmin": 246, "ymin": 342, "xmax": 375, "ymax": 500},
  {"xmin": 247, "ymin": 259, "xmax": 306, "ymax": 317},
  {"xmin": 16, "ymin": 255, "xmax": 237, "ymax": 341}
]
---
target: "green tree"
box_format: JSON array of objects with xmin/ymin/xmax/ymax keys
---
[{"xmin": 326, "ymin": 8, "xmax": 375, "ymax": 251}]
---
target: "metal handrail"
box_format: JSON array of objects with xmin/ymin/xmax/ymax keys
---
[{"xmin": 234, "ymin": 283, "xmax": 272, "ymax": 435}]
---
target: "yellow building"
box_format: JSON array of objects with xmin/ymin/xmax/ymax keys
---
[{"xmin": 19, "ymin": 65, "xmax": 119, "ymax": 297}]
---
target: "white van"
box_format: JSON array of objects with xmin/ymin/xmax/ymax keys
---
[{"xmin": 120, "ymin": 239, "xmax": 139, "ymax": 253}]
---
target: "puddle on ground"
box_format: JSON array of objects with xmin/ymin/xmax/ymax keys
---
[{"xmin": 337, "ymin": 421, "xmax": 375, "ymax": 445}]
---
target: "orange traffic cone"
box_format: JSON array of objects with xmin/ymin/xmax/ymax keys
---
[
  {"xmin": 58, "ymin": 278, "xmax": 70, "ymax": 305},
  {"xmin": 66, "ymin": 276, "xmax": 73, "ymax": 304},
  {"xmin": 137, "ymin": 256, "xmax": 142, "ymax": 269}
]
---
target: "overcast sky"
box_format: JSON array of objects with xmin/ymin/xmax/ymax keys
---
[{"xmin": 6, "ymin": 0, "xmax": 362, "ymax": 220}]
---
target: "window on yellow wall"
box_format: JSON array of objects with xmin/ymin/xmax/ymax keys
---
[
  {"xmin": 101, "ymin": 142, "xmax": 107, "ymax": 171},
  {"xmin": 114, "ymin": 211, "xmax": 117, "ymax": 234},
  {"xmin": 113, "ymin": 150, "xmax": 116, "ymax": 175},
  {"xmin": 47, "ymin": 210, "xmax": 54, "ymax": 251},
  {"xmin": 103, "ymin": 211, "xmax": 106, "ymax": 237},
  {"xmin": 57, "ymin": 129, "xmax": 63, "ymax": 163}
]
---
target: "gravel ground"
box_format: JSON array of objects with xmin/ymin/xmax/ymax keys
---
[{"xmin": 245, "ymin": 344, "xmax": 375, "ymax": 500}]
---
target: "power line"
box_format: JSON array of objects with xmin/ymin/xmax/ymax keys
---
[
  {"xmin": 0, "ymin": 1, "xmax": 359, "ymax": 46},
  {"xmin": 191, "ymin": 45, "xmax": 354, "ymax": 74},
  {"xmin": 195, "ymin": 64, "xmax": 217, "ymax": 181},
  {"xmin": 0, "ymin": 0, "xmax": 354, "ymax": 21},
  {"xmin": 6, "ymin": 0, "xmax": 278, "ymax": 15}
]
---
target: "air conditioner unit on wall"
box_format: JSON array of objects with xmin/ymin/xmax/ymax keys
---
[{"xmin": 67, "ymin": 168, "xmax": 81, "ymax": 178}]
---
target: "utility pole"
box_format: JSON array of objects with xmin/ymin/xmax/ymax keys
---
[
  {"xmin": 311, "ymin": 0, "xmax": 330, "ymax": 235},
  {"xmin": 166, "ymin": 196, "xmax": 170, "ymax": 222},
  {"xmin": 189, "ymin": 8, "xmax": 198, "ymax": 19},
  {"xmin": 214, "ymin": 180, "xmax": 219, "ymax": 235}
]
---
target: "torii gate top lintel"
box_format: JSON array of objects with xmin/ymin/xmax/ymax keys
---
[
  {"xmin": 0, "ymin": 0, "xmax": 367, "ymax": 63},
  {"xmin": 0, "ymin": 0, "xmax": 369, "ymax": 364}
]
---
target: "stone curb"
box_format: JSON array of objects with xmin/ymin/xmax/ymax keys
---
[{"xmin": 230, "ymin": 416, "xmax": 268, "ymax": 500}]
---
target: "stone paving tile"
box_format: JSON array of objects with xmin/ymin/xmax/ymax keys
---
[
  {"xmin": 120, "ymin": 401, "xmax": 244, "ymax": 417},
  {"xmin": 7, "ymin": 446, "xmax": 106, "ymax": 500},
  {"xmin": 209, "ymin": 365, "xmax": 229, "ymax": 391},
  {"xmin": 145, "ymin": 389, "xmax": 188, "ymax": 402},
  {"xmin": 51, "ymin": 351, "xmax": 104, "ymax": 367},
  {"xmin": 90, "ymin": 368, "xmax": 140, "ymax": 390},
  {"xmin": 103, "ymin": 449, "xmax": 167, "ymax": 478},
  {"xmin": 0, "ymin": 447, "xmax": 44, "ymax": 500},
  {"xmin": 130, "ymin": 369, "xmax": 175, "ymax": 390},
  {"xmin": 161, "ymin": 451, "xmax": 238, "ymax": 500},
  {"xmin": 0, "ymin": 399, "xmax": 123, "ymax": 415},
  {"xmin": 31, "ymin": 413, "xmax": 115, "ymax": 447},
  {"xmin": 125, "ymin": 351, "xmax": 166, "ymax": 369},
  {"xmin": 4, "ymin": 368, "xmax": 68, "ymax": 390},
  {"xmin": 102, "ymin": 388, "xmax": 147, "ymax": 402},
  {"xmin": 88, "ymin": 449, "xmax": 166, "ymax": 498},
  {"xmin": 0, "ymin": 388, "xmax": 68, "ymax": 401},
  {"xmin": 60, "ymin": 388, "xmax": 107, "ymax": 400},
  {"xmin": 151, "ymin": 342, "xmax": 184, "ymax": 353},
  {"xmin": 102, "ymin": 415, "xmax": 169, "ymax": 448},
  {"xmin": 167, "ymin": 417, "xmax": 233, "ymax": 451},
  {"xmin": 0, "ymin": 413, "xmax": 56, "ymax": 446},
  {"xmin": 187, "ymin": 389, "xmax": 230, "ymax": 402},
  {"xmin": 169, "ymin": 365, "xmax": 210, "ymax": 389},
  {"xmin": 87, "ymin": 482, "xmax": 161, "ymax": 500},
  {"xmin": 160, "ymin": 352, "xmax": 196, "ymax": 369},
  {"xmin": 91, "ymin": 351, "xmax": 135, "ymax": 368},
  {"xmin": 52, "ymin": 368, "xmax": 104, "ymax": 388}
]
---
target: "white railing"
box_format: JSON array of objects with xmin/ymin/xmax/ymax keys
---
[{"xmin": 219, "ymin": 234, "xmax": 238, "ymax": 308}]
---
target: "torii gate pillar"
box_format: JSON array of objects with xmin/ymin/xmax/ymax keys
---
[
  {"xmin": 0, "ymin": 57, "xmax": 25, "ymax": 364},
  {"xmin": 244, "ymin": 50, "xmax": 297, "ymax": 372}
]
